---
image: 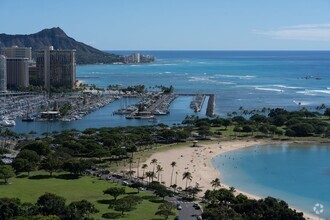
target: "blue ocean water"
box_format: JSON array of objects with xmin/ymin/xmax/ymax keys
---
[
  {"xmin": 212, "ymin": 144, "xmax": 330, "ymax": 218},
  {"xmin": 79, "ymin": 50, "xmax": 330, "ymax": 116}
]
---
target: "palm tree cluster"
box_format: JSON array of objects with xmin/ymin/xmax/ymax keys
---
[{"xmin": 140, "ymin": 159, "xmax": 193, "ymax": 190}]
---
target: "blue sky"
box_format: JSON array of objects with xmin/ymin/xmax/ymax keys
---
[{"xmin": 1, "ymin": 0, "xmax": 330, "ymax": 50}]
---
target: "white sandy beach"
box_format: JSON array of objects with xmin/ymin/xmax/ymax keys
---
[{"xmin": 143, "ymin": 140, "xmax": 318, "ymax": 220}]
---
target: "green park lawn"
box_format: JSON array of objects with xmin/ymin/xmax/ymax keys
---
[{"xmin": 0, "ymin": 171, "xmax": 166, "ymax": 220}]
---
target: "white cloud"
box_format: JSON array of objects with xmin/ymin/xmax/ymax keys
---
[{"xmin": 255, "ymin": 23, "xmax": 330, "ymax": 41}]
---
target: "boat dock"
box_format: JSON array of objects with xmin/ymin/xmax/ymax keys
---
[
  {"xmin": 190, "ymin": 94, "xmax": 206, "ymax": 112},
  {"xmin": 125, "ymin": 93, "xmax": 177, "ymax": 119}
]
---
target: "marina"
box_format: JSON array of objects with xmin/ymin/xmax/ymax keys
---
[
  {"xmin": 0, "ymin": 92, "xmax": 121, "ymax": 127},
  {"xmin": 0, "ymin": 89, "xmax": 216, "ymax": 131},
  {"xmin": 7, "ymin": 95, "xmax": 211, "ymax": 135}
]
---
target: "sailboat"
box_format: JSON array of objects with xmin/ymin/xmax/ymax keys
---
[{"xmin": 22, "ymin": 103, "xmax": 35, "ymax": 122}]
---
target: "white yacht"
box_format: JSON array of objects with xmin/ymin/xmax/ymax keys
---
[{"xmin": 0, "ymin": 117, "xmax": 16, "ymax": 127}]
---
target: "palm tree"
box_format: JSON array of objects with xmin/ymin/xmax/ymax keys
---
[
  {"xmin": 182, "ymin": 171, "xmax": 192, "ymax": 189},
  {"xmin": 175, "ymin": 171, "xmax": 178, "ymax": 185},
  {"xmin": 141, "ymin": 164, "xmax": 148, "ymax": 178},
  {"xmin": 127, "ymin": 170, "xmax": 135, "ymax": 178},
  {"xmin": 210, "ymin": 178, "xmax": 221, "ymax": 189},
  {"xmin": 150, "ymin": 158, "xmax": 158, "ymax": 173},
  {"xmin": 146, "ymin": 171, "xmax": 155, "ymax": 184},
  {"xmin": 170, "ymin": 161, "xmax": 177, "ymax": 186},
  {"xmin": 156, "ymin": 164, "xmax": 163, "ymax": 182},
  {"xmin": 128, "ymin": 158, "xmax": 133, "ymax": 173}
]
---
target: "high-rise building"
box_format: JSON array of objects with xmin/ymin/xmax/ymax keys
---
[
  {"xmin": 2, "ymin": 46, "xmax": 32, "ymax": 59},
  {"xmin": 1, "ymin": 46, "xmax": 32, "ymax": 89},
  {"xmin": 35, "ymin": 46, "xmax": 76, "ymax": 91},
  {"xmin": 132, "ymin": 53, "xmax": 140, "ymax": 63},
  {"xmin": 6, "ymin": 58, "xmax": 29, "ymax": 88},
  {"xmin": 0, "ymin": 55, "xmax": 7, "ymax": 92}
]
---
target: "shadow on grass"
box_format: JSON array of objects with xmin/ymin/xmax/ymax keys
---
[
  {"xmin": 28, "ymin": 175, "xmax": 52, "ymax": 180},
  {"xmin": 102, "ymin": 212, "xmax": 122, "ymax": 219},
  {"xmin": 141, "ymin": 195, "xmax": 158, "ymax": 200},
  {"xmin": 56, "ymin": 174, "xmax": 80, "ymax": 180},
  {"xmin": 97, "ymin": 199, "xmax": 112, "ymax": 204},
  {"xmin": 150, "ymin": 198, "xmax": 164, "ymax": 203},
  {"xmin": 97, "ymin": 199, "xmax": 117, "ymax": 207},
  {"xmin": 126, "ymin": 191, "xmax": 139, "ymax": 195},
  {"xmin": 141, "ymin": 195, "xmax": 164, "ymax": 203},
  {"xmin": 28, "ymin": 174, "xmax": 80, "ymax": 180}
]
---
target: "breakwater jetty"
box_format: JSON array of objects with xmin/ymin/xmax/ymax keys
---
[
  {"xmin": 206, "ymin": 94, "xmax": 215, "ymax": 117},
  {"xmin": 178, "ymin": 93, "xmax": 215, "ymax": 117}
]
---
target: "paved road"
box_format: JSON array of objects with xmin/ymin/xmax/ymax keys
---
[
  {"xmin": 92, "ymin": 172, "xmax": 203, "ymax": 219},
  {"xmin": 167, "ymin": 197, "xmax": 203, "ymax": 220}
]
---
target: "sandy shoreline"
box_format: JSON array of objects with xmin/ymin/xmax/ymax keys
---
[{"xmin": 143, "ymin": 140, "xmax": 318, "ymax": 220}]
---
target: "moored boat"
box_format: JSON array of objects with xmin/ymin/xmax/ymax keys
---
[{"xmin": 0, "ymin": 117, "xmax": 16, "ymax": 127}]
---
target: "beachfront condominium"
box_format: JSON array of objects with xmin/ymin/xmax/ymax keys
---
[
  {"xmin": 0, "ymin": 55, "xmax": 7, "ymax": 92},
  {"xmin": 2, "ymin": 46, "xmax": 32, "ymax": 60},
  {"xmin": 35, "ymin": 46, "xmax": 76, "ymax": 91}
]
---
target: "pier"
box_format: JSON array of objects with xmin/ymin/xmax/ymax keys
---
[
  {"xmin": 190, "ymin": 94, "xmax": 206, "ymax": 112},
  {"xmin": 124, "ymin": 93, "xmax": 177, "ymax": 119}
]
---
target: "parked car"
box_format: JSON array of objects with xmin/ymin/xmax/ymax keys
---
[
  {"xmin": 193, "ymin": 203, "xmax": 201, "ymax": 209},
  {"xmin": 176, "ymin": 204, "xmax": 182, "ymax": 210},
  {"xmin": 196, "ymin": 216, "xmax": 202, "ymax": 220},
  {"xmin": 122, "ymin": 181, "xmax": 129, "ymax": 186}
]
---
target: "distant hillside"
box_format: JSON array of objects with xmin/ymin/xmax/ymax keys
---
[{"xmin": 0, "ymin": 27, "xmax": 120, "ymax": 64}]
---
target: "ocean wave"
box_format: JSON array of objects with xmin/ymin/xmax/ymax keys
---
[
  {"xmin": 188, "ymin": 76, "xmax": 236, "ymax": 85},
  {"xmin": 164, "ymin": 71, "xmax": 172, "ymax": 74},
  {"xmin": 273, "ymin": 85, "xmax": 302, "ymax": 89},
  {"xmin": 255, "ymin": 87, "xmax": 284, "ymax": 92},
  {"xmin": 77, "ymin": 76, "xmax": 100, "ymax": 79},
  {"xmin": 214, "ymin": 74, "xmax": 256, "ymax": 79},
  {"xmin": 149, "ymin": 63, "xmax": 178, "ymax": 66},
  {"xmin": 296, "ymin": 90, "xmax": 330, "ymax": 96}
]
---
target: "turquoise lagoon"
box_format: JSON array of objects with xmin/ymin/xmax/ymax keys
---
[{"xmin": 212, "ymin": 143, "xmax": 330, "ymax": 218}]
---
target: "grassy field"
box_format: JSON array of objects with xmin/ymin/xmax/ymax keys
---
[{"xmin": 0, "ymin": 171, "xmax": 167, "ymax": 220}]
